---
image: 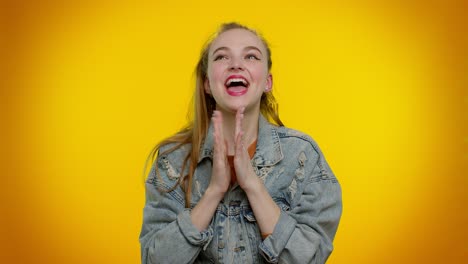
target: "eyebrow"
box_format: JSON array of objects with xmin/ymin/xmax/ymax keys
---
[{"xmin": 211, "ymin": 46, "xmax": 263, "ymax": 56}]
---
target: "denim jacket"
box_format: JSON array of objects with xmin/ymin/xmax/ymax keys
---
[{"xmin": 140, "ymin": 115, "xmax": 342, "ymax": 264}]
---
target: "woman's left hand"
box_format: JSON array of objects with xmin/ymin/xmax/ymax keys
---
[
  {"xmin": 233, "ymin": 107, "xmax": 281, "ymax": 238},
  {"xmin": 233, "ymin": 107, "xmax": 261, "ymax": 191}
]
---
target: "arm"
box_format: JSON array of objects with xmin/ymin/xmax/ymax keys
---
[
  {"xmin": 191, "ymin": 110, "xmax": 230, "ymax": 231},
  {"xmin": 233, "ymin": 108, "xmax": 281, "ymax": 237},
  {"xmin": 232, "ymin": 109, "xmax": 342, "ymax": 263},
  {"xmin": 139, "ymin": 160, "xmax": 214, "ymax": 264},
  {"xmin": 190, "ymin": 186, "xmax": 224, "ymax": 230},
  {"xmin": 259, "ymin": 152, "xmax": 342, "ymax": 264},
  {"xmin": 242, "ymin": 177, "xmax": 281, "ymax": 238},
  {"xmin": 140, "ymin": 112, "xmax": 231, "ymax": 263}
]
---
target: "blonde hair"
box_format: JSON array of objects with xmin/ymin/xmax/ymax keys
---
[{"xmin": 144, "ymin": 22, "xmax": 284, "ymax": 207}]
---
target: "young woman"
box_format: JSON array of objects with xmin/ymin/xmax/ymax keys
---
[{"xmin": 140, "ymin": 22, "xmax": 342, "ymax": 264}]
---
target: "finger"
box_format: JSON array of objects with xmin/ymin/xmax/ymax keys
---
[
  {"xmin": 215, "ymin": 112, "xmax": 224, "ymax": 147},
  {"xmin": 235, "ymin": 107, "xmax": 245, "ymax": 142},
  {"xmin": 216, "ymin": 111, "xmax": 225, "ymax": 154},
  {"xmin": 213, "ymin": 111, "xmax": 218, "ymax": 134},
  {"xmin": 213, "ymin": 111, "xmax": 226, "ymax": 157},
  {"xmin": 212, "ymin": 112, "xmax": 220, "ymax": 153},
  {"xmin": 235, "ymin": 130, "xmax": 246, "ymax": 157}
]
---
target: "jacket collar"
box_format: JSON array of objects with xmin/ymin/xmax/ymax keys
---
[{"xmin": 199, "ymin": 114, "xmax": 284, "ymax": 167}]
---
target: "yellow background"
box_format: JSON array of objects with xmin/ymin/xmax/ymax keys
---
[{"xmin": 2, "ymin": 0, "xmax": 466, "ymax": 263}]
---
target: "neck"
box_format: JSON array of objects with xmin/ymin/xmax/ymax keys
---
[{"xmin": 219, "ymin": 107, "xmax": 259, "ymax": 155}]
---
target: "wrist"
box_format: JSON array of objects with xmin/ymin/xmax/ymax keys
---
[
  {"xmin": 205, "ymin": 185, "xmax": 226, "ymax": 202},
  {"xmin": 241, "ymin": 174, "xmax": 263, "ymax": 194}
]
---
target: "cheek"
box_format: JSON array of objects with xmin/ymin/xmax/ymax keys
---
[
  {"xmin": 252, "ymin": 67, "xmax": 269, "ymax": 83},
  {"xmin": 207, "ymin": 65, "xmax": 224, "ymax": 83},
  {"xmin": 250, "ymin": 63, "xmax": 268, "ymax": 74}
]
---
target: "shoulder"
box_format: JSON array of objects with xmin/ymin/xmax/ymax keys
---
[
  {"xmin": 147, "ymin": 142, "xmax": 191, "ymax": 186},
  {"xmin": 276, "ymin": 126, "xmax": 338, "ymax": 182},
  {"xmin": 275, "ymin": 126, "xmax": 323, "ymax": 156},
  {"xmin": 158, "ymin": 142, "xmax": 192, "ymax": 161},
  {"xmin": 157, "ymin": 142, "xmax": 192, "ymax": 175},
  {"xmin": 274, "ymin": 125, "xmax": 335, "ymax": 174}
]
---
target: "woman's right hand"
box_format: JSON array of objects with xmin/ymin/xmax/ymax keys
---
[
  {"xmin": 190, "ymin": 111, "xmax": 230, "ymax": 231},
  {"xmin": 209, "ymin": 110, "xmax": 231, "ymax": 195}
]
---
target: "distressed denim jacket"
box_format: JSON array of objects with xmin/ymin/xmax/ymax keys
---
[{"xmin": 140, "ymin": 115, "xmax": 342, "ymax": 264}]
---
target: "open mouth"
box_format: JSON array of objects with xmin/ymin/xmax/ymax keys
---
[{"xmin": 225, "ymin": 76, "xmax": 249, "ymax": 96}]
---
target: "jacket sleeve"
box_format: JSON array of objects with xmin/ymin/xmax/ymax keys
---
[
  {"xmin": 259, "ymin": 143, "xmax": 342, "ymax": 264},
  {"xmin": 139, "ymin": 152, "xmax": 213, "ymax": 264}
]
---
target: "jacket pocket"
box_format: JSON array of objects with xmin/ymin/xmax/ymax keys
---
[
  {"xmin": 243, "ymin": 208, "xmax": 256, "ymax": 222},
  {"xmin": 273, "ymin": 197, "xmax": 291, "ymax": 212}
]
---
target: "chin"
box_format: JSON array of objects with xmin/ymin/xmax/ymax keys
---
[
  {"xmin": 215, "ymin": 96, "xmax": 260, "ymax": 113},
  {"xmin": 217, "ymin": 103, "xmax": 246, "ymax": 113}
]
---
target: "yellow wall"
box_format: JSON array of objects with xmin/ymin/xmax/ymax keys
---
[{"xmin": 2, "ymin": 1, "xmax": 466, "ymax": 263}]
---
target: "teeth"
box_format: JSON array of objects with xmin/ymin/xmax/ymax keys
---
[{"xmin": 226, "ymin": 78, "xmax": 247, "ymax": 86}]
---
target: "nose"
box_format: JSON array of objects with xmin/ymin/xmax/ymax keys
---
[{"xmin": 229, "ymin": 56, "xmax": 244, "ymax": 71}]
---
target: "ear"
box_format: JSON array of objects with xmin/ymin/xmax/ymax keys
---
[
  {"xmin": 204, "ymin": 78, "xmax": 211, "ymax": 94},
  {"xmin": 264, "ymin": 73, "xmax": 273, "ymax": 93}
]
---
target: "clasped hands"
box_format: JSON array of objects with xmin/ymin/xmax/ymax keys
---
[{"xmin": 209, "ymin": 107, "xmax": 259, "ymax": 194}]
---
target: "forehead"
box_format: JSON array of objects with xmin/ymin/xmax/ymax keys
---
[{"xmin": 209, "ymin": 28, "xmax": 266, "ymax": 54}]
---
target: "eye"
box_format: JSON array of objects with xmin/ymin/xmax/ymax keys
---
[
  {"xmin": 246, "ymin": 54, "xmax": 260, "ymax": 60},
  {"xmin": 214, "ymin": 54, "xmax": 228, "ymax": 61}
]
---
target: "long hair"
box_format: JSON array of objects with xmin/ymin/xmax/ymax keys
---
[{"xmin": 143, "ymin": 22, "xmax": 284, "ymax": 208}]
